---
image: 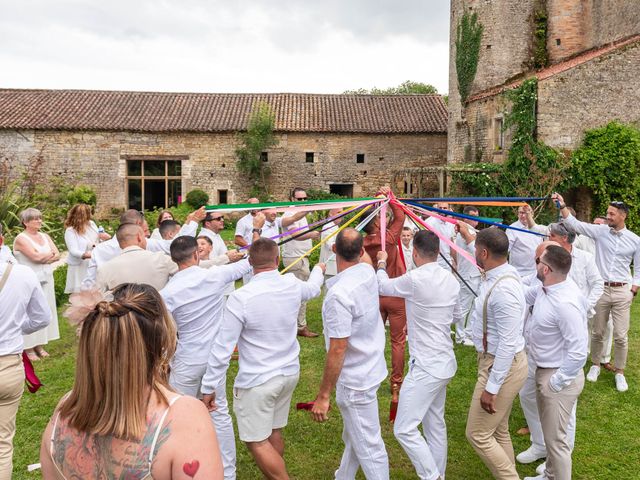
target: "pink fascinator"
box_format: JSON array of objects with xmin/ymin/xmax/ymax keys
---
[{"xmin": 63, "ymin": 289, "xmax": 113, "ymax": 325}]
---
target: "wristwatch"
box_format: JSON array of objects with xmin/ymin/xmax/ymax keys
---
[{"xmin": 252, "ymin": 228, "xmax": 262, "ymax": 234}]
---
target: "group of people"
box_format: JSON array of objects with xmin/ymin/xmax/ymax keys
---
[{"xmin": 0, "ymin": 185, "xmax": 638, "ymax": 480}]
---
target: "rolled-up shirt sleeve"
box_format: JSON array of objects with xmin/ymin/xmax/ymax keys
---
[
  {"xmin": 299, "ymin": 266, "xmax": 324, "ymax": 301},
  {"xmin": 201, "ymin": 297, "xmax": 244, "ymax": 394},
  {"xmin": 323, "ymin": 293, "xmax": 353, "ymax": 339},
  {"xmin": 549, "ymin": 303, "xmax": 588, "ymax": 392},
  {"xmin": 23, "ymin": 278, "xmax": 51, "ymax": 334},
  {"xmin": 485, "ymin": 286, "xmax": 524, "ymax": 395},
  {"xmin": 377, "ymin": 269, "xmax": 413, "ymax": 298}
]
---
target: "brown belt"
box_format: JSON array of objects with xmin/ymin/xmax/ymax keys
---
[{"xmin": 605, "ymin": 282, "xmax": 627, "ymax": 287}]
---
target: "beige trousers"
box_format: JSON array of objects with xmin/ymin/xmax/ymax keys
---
[
  {"xmin": 0, "ymin": 354, "xmax": 25, "ymax": 480},
  {"xmin": 466, "ymin": 350, "xmax": 528, "ymax": 480},
  {"xmin": 592, "ymin": 285, "xmax": 633, "ymax": 369},
  {"xmin": 535, "ymin": 368, "xmax": 584, "ymax": 480},
  {"xmin": 282, "ymin": 257, "xmax": 310, "ymax": 329}
]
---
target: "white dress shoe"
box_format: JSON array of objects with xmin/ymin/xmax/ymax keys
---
[
  {"xmin": 516, "ymin": 446, "xmax": 547, "ymax": 464},
  {"xmin": 615, "ymin": 373, "xmax": 629, "ymax": 392},
  {"xmin": 524, "ymin": 475, "xmax": 548, "ymax": 480},
  {"xmin": 586, "ymin": 365, "xmax": 601, "ymax": 382}
]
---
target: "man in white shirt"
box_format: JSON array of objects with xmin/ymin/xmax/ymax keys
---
[
  {"xmin": 261, "ymin": 209, "xmax": 283, "ymax": 240},
  {"xmin": 0, "ymin": 261, "xmax": 50, "ymax": 477},
  {"xmin": 506, "ymin": 204, "xmax": 543, "ymax": 277},
  {"xmin": 233, "ymin": 198, "xmax": 260, "ymax": 248},
  {"xmin": 319, "ymin": 208, "xmax": 343, "ymax": 279},
  {"xmin": 425, "ymin": 202, "xmax": 456, "ymax": 271},
  {"xmin": 311, "ymin": 228, "xmax": 389, "ymax": 480},
  {"xmin": 199, "ymin": 212, "xmax": 241, "ymax": 295},
  {"xmin": 523, "ymin": 246, "xmax": 588, "ymax": 480},
  {"xmin": 0, "ymin": 226, "xmax": 17, "ymax": 264},
  {"xmin": 377, "ymin": 230, "xmax": 460, "ymax": 480},
  {"xmin": 466, "ymin": 228, "xmax": 528, "ymax": 480},
  {"xmin": 399, "ymin": 226, "xmax": 415, "ymax": 272},
  {"xmin": 160, "ymin": 236, "xmax": 251, "ymax": 480},
  {"xmin": 201, "ymin": 238, "xmax": 324, "ymax": 479},
  {"xmin": 553, "ymin": 193, "xmax": 640, "ymax": 392},
  {"xmin": 95, "ymin": 224, "xmax": 178, "ymax": 292},
  {"xmin": 454, "ymin": 206, "xmax": 481, "ymax": 346},
  {"xmin": 281, "ymin": 187, "xmax": 321, "ymax": 337},
  {"xmin": 517, "ymin": 230, "xmax": 602, "ymax": 470}
]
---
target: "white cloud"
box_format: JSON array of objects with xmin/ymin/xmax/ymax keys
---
[{"xmin": 0, "ymin": 0, "xmax": 450, "ymax": 94}]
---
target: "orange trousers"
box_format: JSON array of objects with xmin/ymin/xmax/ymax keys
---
[{"xmin": 379, "ymin": 295, "xmax": 407, "ymax": 386}]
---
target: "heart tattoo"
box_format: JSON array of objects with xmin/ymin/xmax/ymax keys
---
[{"xmin": 183, "ymin": 460, "xmax": 200, "ymax": 477}]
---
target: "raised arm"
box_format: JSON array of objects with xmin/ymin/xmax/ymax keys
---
[{"xmin": 298, "ymin": 264, "xmax": 325, "ymax": 301}]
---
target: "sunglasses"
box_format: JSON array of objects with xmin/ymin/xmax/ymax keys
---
[
  {"xmin": 294, "ymin": 196, "xmax": 308, "ymax": 201},
  {"xmin": 211, "ymin": 216, "xmax": 224, "ymax": 221},
  {"xmin": 535, "ymin": 257, "xmax": 553, "ymax": 272}
]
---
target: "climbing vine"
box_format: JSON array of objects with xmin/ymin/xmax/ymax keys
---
[
  {"xmin": 571, "ymin": 121, "xmax": 640, "ymax": 231},
  {"xmin": 532, "ymin": 4, "xmax": 549, "ymax": 69},
  {"xmin": 455, "ymin": 12, "xmax": 483, "ymax": 103}
]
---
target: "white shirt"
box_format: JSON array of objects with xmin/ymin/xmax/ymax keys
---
[
  {"xmin": 400, "ymin": 242, "xmax": 415, "ymax": 271},
  {"xmin": 425, "ymin": 217, "xmax": 455, "ymax": 270},
  {"xmin": 201, "ymin": 267, "xmax": 324, "ymax": 392},
  {"xmin": 0, "ymin": 263, "xmax": 51, "ymax": 355},
  {"xmin": 0, "ymin": 245, "xmax": 17, "ymax": 264},
  {"xmin": 574, "ymin": 234, "xmax": 595, "ymax": 256},
  {"xmin": 455, "ymin": 224, "xmax": 481, "ymax": 280},
  {"xmin": 262, "ymin": 217, "xmax": 282, "ymax": 241},
  {"xmin": 323, "ymin": 263, "xmax": 387, "ymax": 390},
  {"xmin": 64, "ymin": 221, "xmax": 100, "ymax": 266},
  {"xmin": 469, "ymin": 262, "xmax": 526, "ymax": 395},
  {"xmin": 320, "ymin": 222, "xmax": 339, "ymax": 276},
  {"xmin": 147, "ymin": 221, "xmax": 198, "ymax": 255},
  {"xmin": 235, "ymin": 213, "xmax": 254, "ymax": 245},
  {"xmin": 281, "ymin": 213, "xmax": 311, "ymax": 258},
  {"xmin": 403, "ymin": 217, "xmax": 419, "ymax": 232},
  {"xmin": 524, "ymin": 279, "xmax": 588, "ymax": 391},
  {"xmin": 160, "ymin": 260, "xmax": 251, "ymax": 367},
  {"xmin": 506, "ymin": 221, "xmax": 543, "ymax": 277},
  {"xmin": 568, "ymin": 247, "xmax": 604, "ymax": 315},
  {"xmin": 198, "ymin": 227, "xmax": 234, "ymax": 294},
  {"xmin": 377, "ymin": 262, "xmax": 459, "ymax": 379},
  {"xmin": 563, "ymin": 214, "xmax": 640, "ymax": 285}
]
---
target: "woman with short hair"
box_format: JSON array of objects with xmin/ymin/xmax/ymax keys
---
[
  {"xmin": 40, "ymin": 283, "xmax": 223, "ymax": 479},
  {"xmin": 13, "ymin": 207, "xmax": 61, "ymax": 360}
]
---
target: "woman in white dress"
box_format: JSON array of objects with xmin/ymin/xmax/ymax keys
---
[
  {"xmin": 63, "ymin": 204, "xmax": 109, "ymax": 294},
  {"xmin": 13, "ymin": 207, "xmax": 61, "ymax": 361},
  {"xmin": 150, "ymin": 210, "xmax": 174, "ymax": 239}
]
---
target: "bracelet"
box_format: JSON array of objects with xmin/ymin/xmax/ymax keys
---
[
  {"xmin": 377, "ymin": 261, "xmax": 387, "ymax": 269},
  {"xmin": 558, "ymin": 203, "xmax": 566, "ymax": 209}
]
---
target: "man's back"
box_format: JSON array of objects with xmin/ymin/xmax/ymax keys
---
[
  {"xmin": 160, "ymin": 261, "xmax": 251, "ymax": 366},
  {"xmin": 323, "ymin": 263, "xmax": 387, "ymax": 390},
  {"xmin": 96, "ymin": 246, "xmax": 177, "ymax": 292}
]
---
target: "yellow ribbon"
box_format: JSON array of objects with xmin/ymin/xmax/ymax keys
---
[{"xmin": 280, "ymin": 204, "xmax": 373, "ymax": 275}]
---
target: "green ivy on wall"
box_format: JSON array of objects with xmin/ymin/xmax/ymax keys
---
[
  {"xmin": 533, "ymin": 5, "xmax": 549, "ymax": 69},
  {"xmin": 571, "ymin": 121, "xmax": 640, "ymax": 231},
  {"xmin": 455, "ymin": 11, "xmax": 483, "ymax": 103}
]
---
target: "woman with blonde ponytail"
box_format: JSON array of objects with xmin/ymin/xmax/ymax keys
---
[{"xmin": 40, "ymin": 283, "xmax": 223, "ymax": 479}]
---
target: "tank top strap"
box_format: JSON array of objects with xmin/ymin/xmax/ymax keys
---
[
  {"xmin": 148, "ymin": 395, "xmax": 182, "ymax": 467},
  {"xmin": 20, "ymin": 231, "xmax": 49, "ymax": 252}
]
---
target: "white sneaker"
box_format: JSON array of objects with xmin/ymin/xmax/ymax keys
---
[
  {"xmin": 524, "ymin": 475, "xmax": 548, "ymax": 480},
  {"xmin": 586, "ymin": 365, "xmax": 601, "ymax": 382},
  {"xmin": 615, "ymin": 373, "xmax": 629, "ymax": 392},
  {"xmin": 516, "ymin": 446, "xmax": 546, "ymax": 464},
  {"xmin": 536, "ymin": 461, "xmax": 546, "ymax": 475},
  {"xmin": 463, "ymin": 338, "xmax": 475, "ymax": 347}
]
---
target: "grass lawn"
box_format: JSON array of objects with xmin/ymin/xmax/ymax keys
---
[{"xmin": 12, "ymin": 290, "xmax": 640, "ymax": 479}]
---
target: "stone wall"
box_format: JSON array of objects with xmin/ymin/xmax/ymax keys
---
[
  {"xmin": 0, "ymin": 129, "xmax": 446, "ymax": 215},
  {"xmin": 537, "ymin": 41, "xmax": 640, "ymax": 150}
]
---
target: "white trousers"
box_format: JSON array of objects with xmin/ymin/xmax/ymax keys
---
[
  {"xmin": 394, "ymin": 361, "xmax": 450, "ymax": 480},
  {"xmin": 519, "ymin": 359, "xmax": 576, "ymax": 454},
  {"xmin": 454, "ymin": 277, "xmax": 480, "ymax": 342},
  {"xmin": 170, "ymin": 360, "xmax": 237, "ymax": 480},
  {"xmin": 335, "ymin": 383, "xmax": 389, "ymax": 480},
  {"xmin": 587, "ymin": 314, "xmax": 613, "ymax": 364}
]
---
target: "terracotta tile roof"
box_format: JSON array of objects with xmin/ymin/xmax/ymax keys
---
[
  {"xmin": 467, "ymin": 33, "xmax": 640, "ymax": 103},
  {"xmin": 0, "ymin": 90, "xmax": 447, "ymax": 134}
]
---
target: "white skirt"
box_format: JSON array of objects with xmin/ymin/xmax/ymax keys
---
[
  {"xmin": 65, "ymin": 261, "xmax": 89, "ymax": 293},
  {"xmin": 23, "ymin": 273, "xmax": 60, "ymax": 349}
]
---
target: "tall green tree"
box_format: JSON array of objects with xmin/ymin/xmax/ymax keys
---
[
  {"xmin": 235, "ymin": 102, "xmax": 278, "ymax": 199},
  {"xmin": 344, "ymin": 80, "xmax": 438, "ymax": 95}
]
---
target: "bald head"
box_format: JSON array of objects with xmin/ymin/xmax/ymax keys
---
[
  {"xmin": 116, "ymin": 223, "xmax": 145, "ymax": 248},
  {"xmin": 335, "ymin": 228, "xmax": 363, "ymax": 262},
  {"xmin": 535, "ymin": 240, "xmax": 561, "ymax": 259}
]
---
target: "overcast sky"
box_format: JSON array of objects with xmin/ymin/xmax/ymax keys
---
[{"xmin": 0, "ymin": 0, "xmax": 451, "ymax": 95}]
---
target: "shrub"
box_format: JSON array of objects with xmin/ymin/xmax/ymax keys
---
[
  {"xmin": 66, "ymin": 185, "xmax": 97, "ymax": 206},
  {"xmin": 185, "ymin": 189, "xmax": 209, "ymax": 209},
  {"xmin": 53, "ymin": 264, "xmax": 69, "ymax": 306}
]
